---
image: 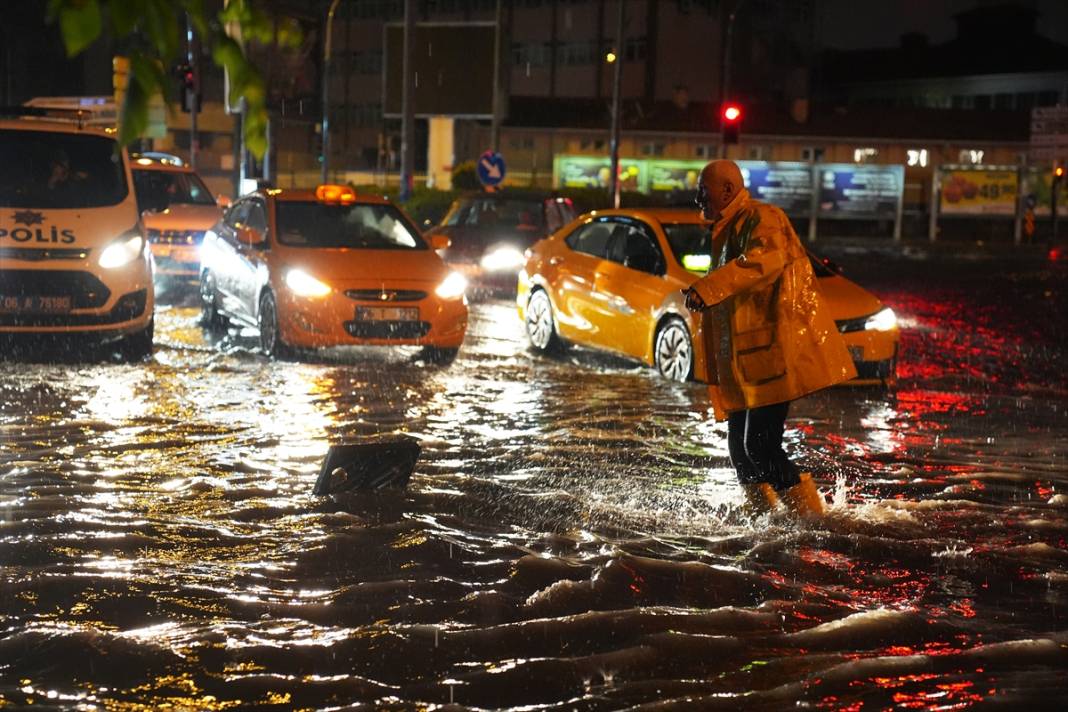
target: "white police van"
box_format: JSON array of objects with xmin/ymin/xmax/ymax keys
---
[{"xmin": 0, "ymin": 103, "xmax": 154, "ymax": 359}]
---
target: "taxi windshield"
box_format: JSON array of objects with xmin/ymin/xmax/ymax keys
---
[
  {"xmin": 132, "ymin": 169, "xmax": 215, "ymax": 212},
  {"xmin": 0, "ymin": 129, "xmax": 127, "ymax": 209},
  {"xmin": 662, "ymin": 223, "xmax": 712, "ymax": 265},
  {"xmin": 276, "ymin": 202, "xmax": 426, "ymax": 250}
]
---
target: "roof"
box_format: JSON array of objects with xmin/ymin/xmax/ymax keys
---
[
  {"xmin": 0, "ymin": 115, "xmax": 118, "ymax": 138},
  {"xmin": 266, "ymin": 187, "xmax": 392, "ymax": 205},
  {"xmin": 504, "ymin": 96, "xmax": 1031, "ymax": 143}
]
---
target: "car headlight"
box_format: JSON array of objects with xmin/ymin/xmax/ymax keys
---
[
  {"xmin": 99, "ymin": 232, "xmax": 145, "ymax": 269},
  {"xmin": 285, "ymin": 269, "xmax": 331, "ymax": 297},
  {"xmin": 435, "ymin": 271, "xmax": 467, "ymax": 299},
  {"xmin": 864, "ymin": 307, "xmax": 897, "ymax": 332},
  {"xmin": 480, "ymin": 245, "xmax": 526, "ymax": 272}
]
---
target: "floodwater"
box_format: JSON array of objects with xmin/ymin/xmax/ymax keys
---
[{"xmin": 2, "ymin": 253, "xmax": 1066, "ymax": 710}]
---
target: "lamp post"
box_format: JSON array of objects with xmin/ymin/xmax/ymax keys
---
[
  {"xmin": 321, "ymin": 0, "xmax": 342, "ymax": 184},
  {"xmin": 608, "ymin": 0, "xmax": 625, "ymax": 209}
]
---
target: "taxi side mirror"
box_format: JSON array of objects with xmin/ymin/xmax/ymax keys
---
[
  {"xmin": 216, "ymin": 194, "xmax": 232, "ymax": 208},
  {"xmin": 429, "ymin": 233, "xmax": 450, "ymax": 250},
  {"xmin": 237, "ymin": 226, "xmax": 265, "ymax": 248}
]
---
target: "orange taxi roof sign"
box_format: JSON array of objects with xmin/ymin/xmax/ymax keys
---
[{"xmin": 316, "ymin": 184, "xmax": 357, "ymax": 205}]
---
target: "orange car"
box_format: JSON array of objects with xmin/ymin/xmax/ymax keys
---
[
  {"xmin": 131, "ymin": 153, "xmax": 226, "ymax": 280},
  {"xmin": 198, "ymin": 185, "xmax": 468, "ymax": 360},
  {"xmin": 517, "ymin": 208, "xmax": 898, "ymax": 383}
]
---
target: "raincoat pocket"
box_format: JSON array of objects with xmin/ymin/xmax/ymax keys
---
[{"xmin": 734, "ymin": 326, "xmax": 786, "ymax": 384}]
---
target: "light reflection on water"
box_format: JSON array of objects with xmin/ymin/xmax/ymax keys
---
[{"xmin": 2, "ymin": 262, "xmax": 1067, "ymax": 710}]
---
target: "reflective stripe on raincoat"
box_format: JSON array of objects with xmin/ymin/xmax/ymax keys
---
[{"xmin": 691, "ymin": 189, "xmax": 856, "ymax": 419}]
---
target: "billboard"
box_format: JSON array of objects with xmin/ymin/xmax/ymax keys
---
[
  {"xmin": 384, "ymin": 23, "xmax": 495, "ymax": 117},
  {"xmin": 737, "ymin": 161, "xmax": 813, "ymax": 216},
  {"xmin": 1022, "ymin": 167, "xmax": 1068, "ymax": 217},
  {"xmin": 938, "ymin": 168, "xmax": 1018, "ymax": 216},
  {"xmin": 554, "ymin": 155, "xmax": 646, "ymax": 191},
  {"xmin": 818, "ymin": 164, "xmax": 904, "ymax": 219}
]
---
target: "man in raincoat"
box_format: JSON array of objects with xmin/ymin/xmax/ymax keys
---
[{"xmin": 684, "ymin": 160, "xmax": 856, "ymax": 516}]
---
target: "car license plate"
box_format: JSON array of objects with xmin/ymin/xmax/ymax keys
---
[
  {"xmin": 0, "ymin": 295, "xmax": 72, "ymax": 313},
  {"xmin": 355, "ymin": 306, "xmax": 419, "ymax": 321}
]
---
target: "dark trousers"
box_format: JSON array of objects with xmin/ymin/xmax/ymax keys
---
[{"xmin": 727, "ymin": 401, "xmax": 800, "ymax": 491}]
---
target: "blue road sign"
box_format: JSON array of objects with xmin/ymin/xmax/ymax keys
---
[{"xmin": 477, "ymin": 150, "xmax": 506, "ymax": 187}]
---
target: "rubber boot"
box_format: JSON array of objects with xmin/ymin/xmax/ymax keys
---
[
  {"xmin": 741, "ymin": 483, "xmax": 780, "ymax": 516},
  {"xmin": 780, "ymin": 472, "xmax": 826, "ymax": 516}
]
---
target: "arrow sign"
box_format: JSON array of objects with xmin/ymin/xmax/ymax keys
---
[{"xmin": 476, "ymin": 150, "xmax": 506, "ymax": 188}]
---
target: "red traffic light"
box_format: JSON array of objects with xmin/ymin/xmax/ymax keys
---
[{"xmin": 722, "ymin": 104, "xmax": 742, "ymax": 123}]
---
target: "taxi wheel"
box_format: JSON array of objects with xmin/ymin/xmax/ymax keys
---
[
  {"xmin": 258, "ymin": 291, "xmax": 294, "ymax": 360},
  {"xmin": 654, "ymin": 318, "xmax": 693, "ymax": 382},
  {"xmin": 526, "ymin": 289, "xmax": 562, "ymax": 352},
  {"xmin": 120, "ymin": 319, "xmax": 154, "ymax": 362},
  {"xmin": 199, "ymin": 271, "xmax": 227, "ymax": 333}
]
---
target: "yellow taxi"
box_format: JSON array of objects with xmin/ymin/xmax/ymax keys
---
[
  {"xmin": 517, "ymin": 208, "xmax": 899, "ymax": 383},
  {"xmin": 130, "ymin": 153, "xmax": 226, "ymax": 281},
  {"xmin": 0, "ymin": 108, "xmax": 155, "ymax": 359},
  {"xmin": 198, "ymin": 185, "xmax": 468, "ymax": 361}
]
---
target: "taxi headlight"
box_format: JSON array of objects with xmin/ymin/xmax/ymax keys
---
[
  {"xmin": 480, "ymin": 245, "xmax": 526, "ymax": 272},
  {"xmin": 435, "ymin": 271, "xmax": 467, "ymax": 299},
  {"xmin": 864, "ymin": 307, "xmax": 897, "ymax": 332},
  {"xmin": 285, "ymin": 269, "xmax": 331, "ymax": 297},
  {"xmin": 99, "ymin": 233, "xmax": 145, "ymax": 269}
]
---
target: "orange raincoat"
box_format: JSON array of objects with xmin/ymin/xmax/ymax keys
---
[{"xmin": 691, "ymin": 189, "xmax": 856, "ymax": 420}]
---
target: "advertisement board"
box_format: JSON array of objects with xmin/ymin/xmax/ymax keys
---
[
  {"xmin": 938, "ymin": 168, "xmax": 1018, "ymax": 216},
  {"xmin": 737, "ymin": 161, "xmax": 813, "ymax": 216},
  {"xmin": 1022, "ymin": 167, "xmax": 1068, "ymax": 217},
  {"xmin": 554, "ymin": 155, "xmax": 646, "ymax": 192},
  {"xmin": 818, "ymin": 164, "xmax": 904, "ymax": 218},
  {"xmin": 648, "ymin": 160, "xmax": 702, "ymax": 193}
]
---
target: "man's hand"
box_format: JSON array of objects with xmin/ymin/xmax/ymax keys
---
[{"xmin": 683, "ymin": 287, "xmax": 708, "ymax": 312}]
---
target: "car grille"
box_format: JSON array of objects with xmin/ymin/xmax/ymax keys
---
[
  {"xmin": 344, "ymin": 320, "xmax": 431, "ymax": 339},
  {"xmin": 0, "ymin": 288, "xmax": 145, "ymax": 327},
  {"xmin": 147, "ymin": 229, "xmax": 206, "ymax": 245},
  {"xmin": 0, "ymin": 247, "xmax": 90, "ymax": 261},
  {"xmin": 0, "ymin": 270, "xmax": 110, "ymax": 308},
  {"xmin": 345, "ymin": 289, "xmax": 427, "ymax": 302}
]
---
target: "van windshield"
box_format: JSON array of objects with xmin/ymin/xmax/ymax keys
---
[
  {"xmin": 0, "ymin": 130, "xmax": 128, "ymax": 209},
  {"xmin": 132, "ymin": 168, "xmax": 215, "ymax": 212}
]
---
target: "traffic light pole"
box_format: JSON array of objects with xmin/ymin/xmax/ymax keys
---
[
  {"xmin": 719, "ymin": 0, "xmax": 745, "ymax": 158},
  {"xmin": 186, "ymin": 13, "xmax": 198, "ymax": 171},
  {"xmin": 321, "ymin": 0, "xmax": 342, "ymax": 185},
  {"xmin": 608, "ymin": 0, "xmax": 624, "ymax": 209},
  {"xmin": 399, "ymin": 0, "xmax": 415, "ymax": 201}
]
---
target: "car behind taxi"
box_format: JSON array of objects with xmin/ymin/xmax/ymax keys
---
[
  {"xmin": 517, "ymin": 208, "xmax": 898, "ymax": 383},
  {"xmin": 199, "ymin": 184, "xmax": 468, "ymax": 361}
]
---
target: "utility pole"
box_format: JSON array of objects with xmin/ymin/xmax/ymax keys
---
[
  {"xmin": 719, "ymin": 0, "xmax": 745, "ymax": 158},
  {"xmin": 490, "ymin": 0, "xmax": 503, "ymax": 153},
  {"xmin": 186, "ymin": 13, "xmax": 198, "ymax": 171},
  {"xmin": 321, "ymin": 0, "xmax": 342, "ymax": 184},
  {"xmin": 400, "ymin": 0, "xmax": 415, "ymax": 201},
  {"xmin": 608, "ymin": 0, "xmax": 624, "ymax": 209}
]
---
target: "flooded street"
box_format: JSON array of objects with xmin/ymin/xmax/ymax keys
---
[{"xmin": 2, "ymin": 252, "xmax": 1067, "ymax": 710}]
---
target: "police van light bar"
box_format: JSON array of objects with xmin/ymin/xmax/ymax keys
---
[{"xmin": 316, "ymin": 184, "xmax": 357, "ymax": 205}]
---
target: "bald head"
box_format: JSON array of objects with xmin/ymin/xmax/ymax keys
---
[{"xmin": 697, "ymin": 160, "xmax": 744, "ymax": 220}]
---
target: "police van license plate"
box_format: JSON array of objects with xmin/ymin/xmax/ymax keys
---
[
  {"xmin": 0, "ymin": 295, "xmax": 72, "ymax": 313},
  {"xmin": 355, "ymin": 306, "xmax": 418, "ymax": 321}
]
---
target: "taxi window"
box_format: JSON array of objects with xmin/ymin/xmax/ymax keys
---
[
  {"xmin": 276, "ymin": 202, "xmax": 426, "ymax": 250},
  {"xmin": 607, "ymin": 221, "xmax": 663, "ymax": 274},
  {"xmin": 132, "ymin": 169, "xmax": 215, "ymax": 212},
  {"xmin": 245, "ymin": 200, "xmax": 267, "ymax": 232},
  {"xmin": 0, "ymin": 129, "xmax": 127, "ymax": 209},
  {"xmin": 662, "ymin": 223, "xmax": 712, "ymax": 267},
  {"xmin": 565, "ymin": 221, "xmax": 614, "ymax": 258}
]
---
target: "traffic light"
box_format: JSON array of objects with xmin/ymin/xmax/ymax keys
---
[
  {"xmin": 721, "ymin": 103, "xmax": 742, "ymax": 145},
  {"xmin": 175, "ymin": 63, "xmax": 200, "ymax": 113}
]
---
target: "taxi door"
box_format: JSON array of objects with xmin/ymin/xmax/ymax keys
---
[
  {"xmin": 551, "ymin": 219, "xmax": 615, "ymax": 345},
  {"xmin": 230, "ymin": 197, "xmax": 269, "ymax": 319},
  {"xmin": 211, "ymin": 200, "xmax": 251, "ymax": 322},
  {"xmin": 593, "ymin": 219, "xmax": 667, "ymax": 360}
]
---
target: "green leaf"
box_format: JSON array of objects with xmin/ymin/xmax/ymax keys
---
[
  {"xmin": 108, "ymin": 0, "xmax": 144, "ymax": 37},
  {"xmin": 57, "ymin": 0, "xmax": 103, "ymax": 57}
]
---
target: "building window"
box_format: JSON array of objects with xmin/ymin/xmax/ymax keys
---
[
  {"xmin": 906, "ymin": 149, "xmax": 928, "ymax": 167},
  {"xmin": 695, "ymin": 144, "xmax": 716, "ymax": 159},
  {"xmin": 510, "ymin": 136, "xmax": 535, "ymax": 150},
  {"xmin": 558, "ymin": 41, "xmax": 599, "ymax": 66},
  {"xmin": 853, "ymin": 147, "xmax": 878, "ymax": 163},
  {"xmin": 801, "ymin": 146, "xmax": 824, "ymax": 162},
  {"xmin": 640, "ymin": 142, "xmax": 665, "ymax": 156},
  {"xmin": 624, "ymin": 37, "xmax": 647, "ymax": 62},
  {"xmin": 746, "ymin": 145, "xmax": 768, "ymax": 160},
  {"xmin": 959, "ymin": 149, "xmax": 984, "ymax": 165},
  {"xmin": 580, "ymin": 138, "xmax": 606, "ymax": 151},
  {"xmin": 512, "ymin": 42, "xmax": 551, "ymax": 68}
]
